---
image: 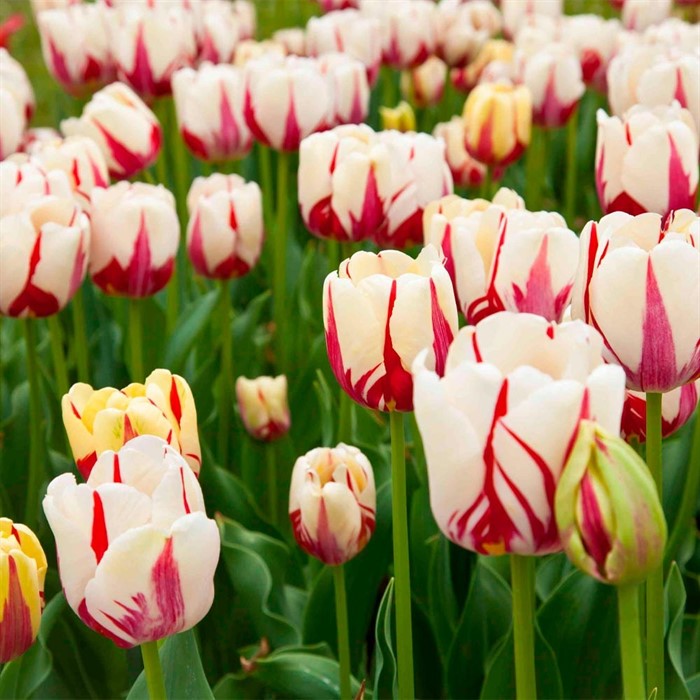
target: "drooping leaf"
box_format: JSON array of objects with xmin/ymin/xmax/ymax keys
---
[
  {"xmin": 665, "ymin": 563, "xmax": 691, "ymax": 699},
  {"xmin": 372, "ymin": 578, "xmax": 398, "ymax": 700}
]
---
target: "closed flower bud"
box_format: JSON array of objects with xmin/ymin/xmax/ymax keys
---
[
  {"xmin": 433, "ymin": 117, "xmax": 487, "ymax": 189},
  {"xmin": 197, "ymin": 0, "xmax": 242, "ymax": 64},
  {"xmin": 401, "ymin": 57, "xmax": 447, "ymax": 108},
  {"xmin": 89, "ymin": 182, "xmax": 179, "ymax": 298},
  {"xmin": 413, "ymin": 313, "xmax": 626, "ymax": 556},
  {"xmin": 235, "ymin": 375, "xmax": 291, "ymax": 442},
  {"xmin": 463, "ymin": 83, "xmax": 532, "ymax": 167},
  {"xmin": 38, "ymin": 4, "xmax": 114, "ymax": 95},
  {"xmin": 379, "ymin": 101, "xmax": 416, "ymax": 133},
  {"xmin": 186, "ymin": 173, "xmax": 263, "ymax": 279},
  {"xmin": 596, "ymin": 104, "xmax": 698, "ymax": 217},
  {"xmin": 231, "ymin": 0, "xmax": 255, "ymax": 40},
  {"xmin": 0, "ymin": 519, "xmax": 47, "ymax": 663},
  {"xmin": 436, "ymin": 0, "xmax": 501, "ymax": 68},
  {"xmin": 0, "ymin": 86, "xmax": 25, "ymax": 161},
  {"xmin": 233, "ymin": 40, "xmax": 286, "ymax": 67},
  {"xmin": 571, "ymin": 210, "xmax": 700, "ymax": 392},
  {"xmin": 43, "ymin": 435, "xmax": 219, "ymax": 648},
  {"xmin": 324, "ymin": 245, "xmax": 458, "ymax": 412},
  {"xmin": 62, "ymin": 369, "xmax": 202, "ymax": 479},
  {"xmin": 318, "ymin": 53, "xmax": 369, "ymax": 128},
  {"xmin": 173, "ymin": 64, "xmax": 252, "ymax": 163},
  {"xmin": 62, "ymin": 82, "xmax": 161, "ymax": 180},
  {"xmin": 555, "ymin": 421, "xmax": 666, "ymax": 584},
  {"xmin": 452, "ymin": 39, "xmax": 515, "ymax": 93},
  {"xmin": 622, "ymin": 0, "xmax": 671, "ymax": 31},
  {"xmin": 273, "ymin": 28, "xmax": 306, "ymax": 57},
  {"xmin": 289, "ymin": 443, "xmax": 375, "ymax": 565},
  {"xmin": 299, "ymin": 124, "xmax": 392, "ymax": 243},
  {"xmin": 0, "ymin": 48, "xmax": 34, "ymax": 121},
  {"xmin": 0, "ymin": 160, "xmax": 73, "ymax": 218},
  {"xmin": 0, "ymin": 196, "xmax": 90, "ymax": 318}
]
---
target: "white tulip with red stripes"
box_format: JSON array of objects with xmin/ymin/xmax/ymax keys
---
[
  {"xmin": 43, "ymin": 436, "xmax": 219, "ymax": 648},
  {"xmin": 413, "ymin": 312, "xmax": 626, "ymax": 556},
  {"xmin": 0, "ymin": 160, "xmax": 73, "ymax": 219}
]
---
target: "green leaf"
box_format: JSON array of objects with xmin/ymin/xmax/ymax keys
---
[
  {"xmin": 373, "ymin": 578, "xmax": 398, "ymax": 700},
  {"xmin": 427, "ymin": 535, "xmax": 460, "ymax": 664},
  {"xmin": 312, "ymin": 369, "xmax": 334, "ymax": 448},
  {"xmin": 682, "ymin": 613, "xmax": 700, "ymax": 678},
  {"xmin": 665, "ymin": 563, "xmax": 692, "ymax": 699},
  {"xmin": 535, "ymin": 554, "xmax": 574, "ymax": 602},
  {"xmin": 126, "ymin": 630, "xmax": 213, "ymax": 700}
]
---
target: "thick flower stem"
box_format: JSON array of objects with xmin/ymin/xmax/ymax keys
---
[
  {"xmin": 390, "ymin": 410, "xmax": 415, "ymax": 700},
  {"xmin": 47, "ymin": 315, "xmax": 69, "ymax": 400},
  {"xmin": 338, "ymin": 391, "xmax": 352, "ymax": 445},
  {"xmin": 266, "ymin": 445, "xmax": 277, "ymax": 526},
  {"xmin": 71, "ymin": 286, "xmax": 90, "ymax": 382},
  {"xmin": 617, "ymin": 584, "xmax": 646, "ymax": 700},
  {"xmin": 140, "ymin": 640, "xmax": 166, "ymax": 700},
  {"xmin": 128, "ymin": 298, "xmax": 144, "ymax": 381},
  {"xmin": 645, "ymin": 391, "xmax": 664, "ymax": 700},
  {"xmin": 23, "ymin": 319, "xmax": 44, "ymax": 527},
  {"xmin": 525, "ymin": 127, "xmax": 544, "ymax": 211},
  {"xmin": 510, "ymin": 555, "xmax": 537, "ymax": 700},
  {"xmin": 564, "ymin": 107, "xmax": 578, "ymax": 226},
  {"xmin": 480, "ymin": 167, "xmax": 493, "ymax": 201},
  {"xmin": 258, "ymin": 145, "xmax": 273, "ymax": 229},
  {"xmin": 217, "ymin": 281, "xmax": 233, "ymax": 467},
  {"xmin": 274, "ymin": 150, "xmax": 289, "ymax": 371},
  {"xmin": 332, "ymin": 564, "xmax": 352, "ymax": 700}
]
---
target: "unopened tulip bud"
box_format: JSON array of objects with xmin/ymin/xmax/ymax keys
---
[
  {"xmin": 43, "ymin": 436, "xmax": 219, "ymax": 648},
  {"xmin": 0, "ymin": 87, "xmax": 25, "ymax": 161},
  {"xmin": 453, "ymin": 39, "xmax": 515, "ymax": 93},
  {"xmin": 197, "ymin": 0, "xmax": 241, "ymax": 64},
  {"xmin": 62, "ymin": 82, "xmax": 161, "ymax": 180},
  {"xmin": 0, "ymin": 160, "xmax": 73, "ymax": 218},
  {"xmin": 289, "ymin": 443, "xmax": 375, "ymax": 565},
  {"xmin": 555, "ymin": 421, "xmax": 666, "ymax": 585},
  {"xmin": 186, "ymin": 174, "xmax": 263, "ymax": 279},
  {"xmin": 0, "ymin": 196, "xmax": 90, "ymax": 318},
  {"xmin": 433, "ymin": 117, "xmax": 487, "ymax": 189},
  {"xmin": 379, "ymin": 101, "xmax": 416, "ymax": 133},
  {"xmin": 463, "ymin": 83, "xmax": 532, "ymax": 167},
  {"xmin": 62, "ymin": 369, "xmax": 202, "ymax": 479},
  {"xmin": 0, "ymin": 519, "xmax": 47, "ymax": 662},
  {"xmin": 273, "ymin": 28, "xmax": 306, "ymax": 57},
  {"xmin": 89, "ymin": 182, "xmax": 178, "ymax": 298},
  {"xmin": 436, "ymin": 0, "xmax": 501, "ymax": 68},
  {"xmin": 318, "ymin": 53, "xmax": 369, "ymax": 128},
  {"xmin": 401, "ymin": 57, "xmax": 446, "ymax": 108},
  {"xmin": 233, "ymin": 40, "xmax": 286, "ymax": 67},
  {"xmin": 232, "ymin": 0, "xmax": 256, "ymax": 40},
  {"xmin": 622, "ymin": 0, "xmax": 671, "ymax": 31},
  {"xmin": 0, "ymin": 48, "xmax": 34, "ymax": 121},
  {"xmin": 236, "ymin": 375, "xmax": 291, "ymax": 442}
]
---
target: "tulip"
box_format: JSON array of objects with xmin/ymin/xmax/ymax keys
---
[
  {"xmin": 317, "ymin": 53, "xmax": 370, "ymax": 128},
  {"xmin": 289, "ymin": 443, "xmax": 375, "ymax": 565},
  {"xmin": 433, "ymin": 117, "xmax": 487, "ymax": 189},
  {"xmin": 436, "ymin": 0, "xmax": 501, "ymax": 68},
  {"xmin": 318, "ymin": 0, "xmax": 359, "ymax": 11},
  {"xmin": 233, "ymin": 40, "xmax": 286, "ymax": 67},
  {"xmin": 38, "ymin": 4, "xmax": 114, "ymax": 95},
  {"xmin": 107, "ymin": 4, "xmax": 195, "ymax": 99},
  {"xmin": 0, "ymin": 87, "xmax": 25, "ymax": 161},
  {"xmin": 555, "ymin": 421, "xmax": 666, "ymax": 584},
  {"xmin": 62, "ymin": 369, "xmax": 202, "ymax": 479},
  {"xmin": 197, "ymin": 0, "xmax": 242, "ymax": 64},
  {"xmin": 273, "ymin": 28, "xmax": 306, "ymax": 57},
  {"xmin": 186, "ymin": 174, "xmax": 263, "ymax": 279},
  {"xmin": 18, "ymin": 127, "xmax": 61, "ymax": 154},
  {"xmin": 232, "ymin": 0, "xmax": 256, "ymax": 41},
  {"xmin": 621, "ymin": 382, "xmax": 698, "ymax": 443},
  {"xmin": 571, "ymin": 210, "xmax": 700, "ymax": 393},
  {"xmin": 173, "ymin": 64, "xmax": 252, "ymax": 163},
  {"xmin": 378, "ymin": 101, "xmax": 416, "ymax": 133},
  {"xmin": 462, "ymin": 83, "xmax": 532, "ymax": 167},
  {"xmin": 30, "ymin": 0, "xmax": 80, "ymax": 15},
  {"xmin": 324, "ymin": 245, "xmax": 458, "ymax": 412},
  {"xmin": 413, "ymin": 312, "xmax": 626, "ymax": 555},
  {"xmin": 43, "ymin": 435, "xmax": 219, "ymax": 648},
  {"xmin": 306, "ymin": 10, "xmax": 382, "ymax": 86},
  {"xmin": 89, "ymin": 182, "xmax": 178, "ymax": 298},
  {"xmin": 0, "ymin": 196, "xmax": 90, "ymax": 318},
  {"xmin": 0, "ymin": 519, "xmax": 47, "ymax": 663},
  {"xmin": 501, "ymin": 0, "xmax": 562, "ymax": 40},
  {"xmin": 400, "ymin": 57, "xmax": 447, "ymax": 109},
  {"xmin": 61, "ymin": 82, "xmax": 162, "ymax": 180},
  {"xmin": 375, "ymin": 131, "xmax": 453, "ymax": 248},
  {"xmin": 622, "ymin": 0, "xmax": 672, "ymax": 31},
  {"xmin": 519, "ymin": 44, "xmax": 585, "ymax": 128},
  {"xmin": 595, "ymin": 104, "xmax": 698, "ymax": 217},
  {"xmin": 0, "ymin": 48, "xmax": 34, "ymax": 121},
  {"xmin": 299, "ymin": 124, "xmax": 392, "ymax": 243},
  {"xmin": 452, "ymin": 39, "xmax": 515, "ymax": 93},
  {"xmin": 0, "ymin": 160, "xmax": 73, "ymax": 219},
  {"xmin": 642, "ymin": 18, "xmax": 699, "ymax": 54},
  {"xmin": 236, "ymin": 375, "xmax": 291, "ymax": 441},
  {"xmin": 243, "ymin": 55, "xmax": 330, "ymax": 151}
]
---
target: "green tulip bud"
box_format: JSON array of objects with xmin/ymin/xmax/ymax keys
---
[{"xmin": 555, "ymin": 420, "xmax": 666, "ymax": 585}]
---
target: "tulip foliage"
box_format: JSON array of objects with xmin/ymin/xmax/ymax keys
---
[{"xmin": 1, "ymin": 1, "xmax": 699, "ymax": 700}]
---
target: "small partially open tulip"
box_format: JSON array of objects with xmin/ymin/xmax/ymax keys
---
[
  {"xmin": 173, "ymin": 64, "xmax": 252, "ymax": 163},
  {"xmin": 62, "ymin": 369, "xmax": 202, "ymax": 479},
  {"xmin": 463, "ymin": 83, "xmax": 532, "ymax": 167},
  {"xmin": 323, "ymin": 245, "xmax": 458, "ymax": 412},
  {"xmin": 89, "ymin": 182, "xmax": 178, "ymax": 298},
  {"xmin": 236, "ymin": 375, "xmax": 290, "ymax": 442},
  {"xmin": 401, "ymin": 57, "xmax": 447, "ymax": 108},
  {"xmin": 43, "ymin": 436, "xmax": 219, "ymax": 648},
  {"xmin": 62, "ymin": 82, "xmax": 161, "ymax": 180},
  {"xmin": 186, "ymin": 173, "xmax": 263, "ymax": 279},
  {"xmin": 379, "ymin": 101, "xmax": 416, "ymax": 133},
  {"xmin": 555, "ymin": 421, "xmax": 666, "ymax": 584},
  {"xmin": 0, "ymin": 519, "xmax": 47, "ymax": 663},
  {"xmin": 0, "ymin": 196, "xmax": 90, "ymax": 318},
  {"xmin": 289, "ymin": 444, "xmax": 375, "ymax": 565},
  {"xmin": 0, "ymin": 160, "xmax": 73, "ymax": 218},
  {"xmin": 433, "ymin": 117, "xmax": 487, "ymax": 189}
]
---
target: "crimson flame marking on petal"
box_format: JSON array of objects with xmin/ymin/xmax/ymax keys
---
[
  {"xmin": 8, "ymin": 232, "xmax": 60, "ymax": 318},
  {"xmin": 112, "ymin": 454, "xmax": 122, "ymax": 482},
  {"xmin": 430, "ymin": 279, "xmax": 454, "ymax": 378},
  {"xmin": 666, "ymin": 132, "xmax": 695, "ymax": 214},
  {"xmin": 579, "ymin": 472, "xmax": 612, "ymax": 576},
  {"xmin": 169, "ymin": 377, "xmax": 182, "ymax": 426},
  {"xmin": 0, "ymin": 556, "xmax": 34, "ymax": 662},
  {"xmin": 77, "ymin": 453, "xmax": 97, "ymax": 480},
  {"xmin": 179, "ymin": 468, "xmax": 191, "ymax": 514},
  {"xmin": 91, "ymin": 491, "xmax": 109, "ymax": 564}
]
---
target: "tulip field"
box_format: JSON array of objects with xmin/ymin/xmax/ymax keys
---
[{"xmin": 1, "ymin": 0, "xmax": 699, "ymax": 699}]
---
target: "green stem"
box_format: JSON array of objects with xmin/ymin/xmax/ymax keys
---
[
  {"xmin": 258, "ymin": 145, "xmax": 273, "ymax": 230},
  {"xmin": 217, "ymin": 281, "xmax": 233, "ymax": 467},
  {"xmin": 410, "ymin": 413, "xmax": 427, "ymax": 485},
  {"xmin": 480, "ymin": 167, "xmax": 493, "ymax": 200},
  {"xmin": 333, "ymin": 565, "xmax": 352, "ymax": 700},
  {"xmin": 140, "ymin": 641, "xmax": 166, "ymax": 700},
  {"xmin": 23, "ymin": 319, "xmax": 44, "ymax": 527},
  {"xmin": 645, "ymin": 391, "xmax": 664, "ymax": 700},
  {"xmin": 390, "ymin": 411, "xmax": 414, "ymax": 700},
  {"xmin": 564, "ymin": 107, "xmax": 579, "ymax": 226},
  {"xmin": 510, "ymin": 555, "xmax": 537, "ymax": 700},
  {"xmin": 47, "ymin": 315, "xmax": 69, "ymax": 399},
  {"xmin": 382, "ymin": 66, "xmax": 396, "ymax": 109},
  {"xmin": 274, "ymin": 150, "xmax": 289, "ymax": 371},
  {"xmin": 665, "ymin": 410, "xmax": 700, "ymax": 568},
  {"xmin": 338, "ymin": 391, "xmax": 352, "ymax": 445},
  {"xmin": 617, "ymin": 584, "xmax": 646, "ymax": 700},
  {"xmin": 266, "ymin": 445, "xmax": 277, "ymax": 526},
  {"xmin": 71, "ymin": 286, "xmax": 90, "ymax": 382},
  {"xmin": 525, "ymin": 127, "xmax": 544, "ymax": 211},
  {"xmin": 128, "ymin": 298, "xmax": 144, "ymax": 380}
]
